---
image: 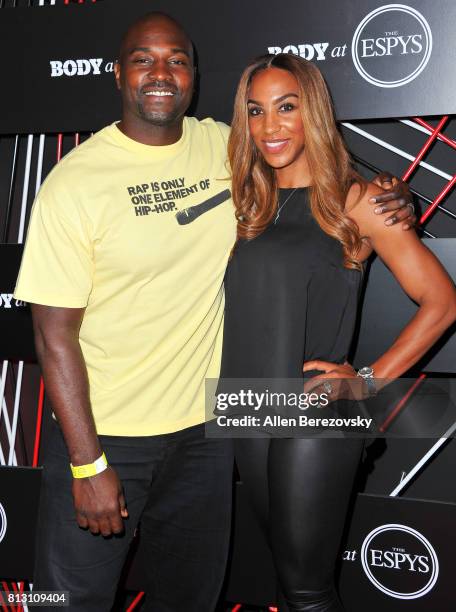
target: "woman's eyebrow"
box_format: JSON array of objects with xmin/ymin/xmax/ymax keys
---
[{"xmin": 247, "ymin": 93, "xmax": 299, "ymax": 105}]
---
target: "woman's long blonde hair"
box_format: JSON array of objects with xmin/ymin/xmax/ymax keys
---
[{"xmin": 228, "ymin": 53, "xmax": 366, "ymax": 269}]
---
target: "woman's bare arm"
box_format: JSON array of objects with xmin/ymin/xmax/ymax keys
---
[{"xmin": 350, "ymin": 183, "xmax": 456, "ymax": 379}]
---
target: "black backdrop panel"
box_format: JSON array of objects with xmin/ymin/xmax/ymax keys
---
[
  {"xmin": 353, "ymin": 238, "xmax": 456, "ymax": 373},
  {"xmin": 339, "ymin": 494, "xmax": 456, "ymax": 611},
  {"xmin": 0, "ymin": 0, "xmax": 455, "ymax": 134},
  {"xmin": 0, "ymin": 467, "xmax": 42, "ymax": 580},
  {"xmin": 0, "ymin": 245, "xmax": 36, "ymax": 361},
  {"xmin": 224, "ymin": 489, "xmax": 456, "ymax": 609}
]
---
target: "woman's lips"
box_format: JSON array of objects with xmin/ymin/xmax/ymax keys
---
[{"xmin": 262, "ymin": 139, "xmax": 289, "ymax": 154}]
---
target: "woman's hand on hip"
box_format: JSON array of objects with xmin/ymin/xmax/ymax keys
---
[{"xmin": 303, "ymin": 360, "xmax": 367, "ymax": 401}]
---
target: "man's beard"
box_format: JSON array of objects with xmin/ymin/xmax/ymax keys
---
[{"xmin": 136, "ymin": 100, "xmax": 181, "ymax": 126}]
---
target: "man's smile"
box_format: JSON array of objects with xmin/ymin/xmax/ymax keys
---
[{"xmin": 144, "ymin": 90, "xmax": 175, "ymax": 96}]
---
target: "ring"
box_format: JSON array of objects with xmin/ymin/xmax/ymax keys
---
[
  {"xmin": 406, "ymin": 202, "xmax": 415, "ymax": 215},
  {"xmin": 323, "ymin": 382, "xmax": 333, "ymax": 395}
]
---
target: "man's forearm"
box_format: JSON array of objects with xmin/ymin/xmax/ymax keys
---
[{"xmin": 36, "ymin": 336, "xmax": 101, "ymax": 465}]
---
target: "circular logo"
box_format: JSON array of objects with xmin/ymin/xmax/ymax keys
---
[
  {"xmin": 361, "ymin": 523, "xmax": 439, "ymax": 599},
  {"xmin": 0, "ymin": 503, "xmax": 7, "ymax": 543},
  {"xmin": 352, "ymin": 4, "xmax": 432, "ymax": 88}
]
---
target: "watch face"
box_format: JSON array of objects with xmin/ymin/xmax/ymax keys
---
[{"xmin": 359, "ymin": 367, "xmax": 374, "ymax": 378}]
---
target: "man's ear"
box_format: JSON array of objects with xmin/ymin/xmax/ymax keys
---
[{"xmin": 114, "ymin": 61, "xmax": 121, "ymax": 91}]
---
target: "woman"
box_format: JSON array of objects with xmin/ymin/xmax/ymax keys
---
[{"xmin": 220, "ymin": 53, "xmax": 456, "ymax": 611}]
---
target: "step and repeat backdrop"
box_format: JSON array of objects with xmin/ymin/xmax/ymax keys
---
[
  {"xmin": 0, "ymin": 1, "xmax": 455, "ymax": 610},
  {"xmin": 0, "ymin": 0, "xmax": 455, "ymax": 132}
]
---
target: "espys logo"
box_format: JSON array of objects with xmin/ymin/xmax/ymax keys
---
[
  {"xmin": 352, "ymin": 4, "xmax": 433, "ymax": 88},
  {"xmin": 268, "ymin": 4, "xmax": 432, "ymax": 89},
  {"xmin": 361, "ymin": 523, "xmax": 439, "ymax": 599},
  {"xmin": 0, "ymin": 503, "xmax": 7, "ymax": 543}
]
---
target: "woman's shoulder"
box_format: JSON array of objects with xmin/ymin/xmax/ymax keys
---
[
  {"xmin": 345, "ymin": 180, "xmax": 379, "ymax": 214},
  {"xmin": 345, "ymin": 180, "xmax": 390, "ymax": 239}
]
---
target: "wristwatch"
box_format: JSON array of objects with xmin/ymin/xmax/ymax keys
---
[{"xmin": 357, "ymin": 366, "xmax": 377, "ymax": 397}]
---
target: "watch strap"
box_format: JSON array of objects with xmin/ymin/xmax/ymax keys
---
[
  {"xmin": 361, "ymin": 376, "xmax": 377, "ymax": 397},
  {"xmin": 357, "ymin": 367, "xmax": 377, "ymax": 397}
]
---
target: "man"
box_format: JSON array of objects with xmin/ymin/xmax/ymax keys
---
[{"xmin": 15, "ymin": 11, "xmax": 414, "ymax": 612}]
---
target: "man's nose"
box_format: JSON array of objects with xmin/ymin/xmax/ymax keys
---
[{"xmin": 146, "ymin": 59, "xmax": 172, "ymax": 82}]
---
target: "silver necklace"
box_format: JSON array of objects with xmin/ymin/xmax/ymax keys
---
[{"xmin": 274, "ymin": 188, "xmax": 298, "ymax": 224}]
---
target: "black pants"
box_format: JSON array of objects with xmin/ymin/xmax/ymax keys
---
[
  {"xmin": 34, "ymin": 419, "xmax": 233, "ymax": 612},
  {"xmin": 235, "ymin": 437, "xmax": 364, "ymax": 612}
]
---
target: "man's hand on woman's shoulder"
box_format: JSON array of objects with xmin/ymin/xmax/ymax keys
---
[{"xmin": 370, "ymin": 171, "xmax": 416, "ymax": 230}]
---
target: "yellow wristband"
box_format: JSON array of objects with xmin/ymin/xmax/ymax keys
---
[{"xmin": 70, "ymin": 452, "xmax": 108, "ymax": 479}]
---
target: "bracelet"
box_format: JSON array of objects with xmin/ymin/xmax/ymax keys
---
[{"xmin": 70, "ymin": 452, "xmax": 108, "ymax": 479}]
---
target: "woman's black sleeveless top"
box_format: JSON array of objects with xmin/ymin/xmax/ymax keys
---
[{"xmin": 220, "ymin": 188, "xmax": 362, "ymax": 379}]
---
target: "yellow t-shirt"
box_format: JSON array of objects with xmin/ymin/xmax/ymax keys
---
[{"xmin": 15, "ymin": 117, "xmax": 237, "ymax": 436}]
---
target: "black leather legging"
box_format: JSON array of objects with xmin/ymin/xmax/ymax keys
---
[{"xmin": 235, "ymin": 437, "xmax": 364, "ymax": 611}]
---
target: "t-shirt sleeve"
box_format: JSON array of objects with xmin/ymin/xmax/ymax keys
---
[
  {"xmin": 216, "ymin": 121, "xmax": 231, "ymax": 145},
  {"xmin": 14, "ymin": 182, "xmax": 93, "ymax": 308}
]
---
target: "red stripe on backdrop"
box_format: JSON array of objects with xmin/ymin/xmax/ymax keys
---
[
  {"xmin": 56, "ymin": 134, "xmax": 63, "ymax": 163},
  {"xmin": 420, "ymin": 174, "xmax": 456, "ymax": 225},
  {"xmin": 402, "ymin": 116, "xmax": 449, "ymax": 181},
  {"xmin": 32, "ymin": 378, "xmax": 45, "ymax": 468},
  {"xmin": 0, "ymin": 584, "xmax": 10, "ymax": 612},
  {"xmin": 10, "ymin": 581, "xmax": 20, "ymax": 612},
  {"xmin": 126, "ymin": 591, "xmax": 145, "ymax": 611},
  {"xmin": 16, "ymin": 582, "xmax": 25, "ymax": 612},
  {"xmin": 379, "ymin": 374, "xmax": 427, "ymax": 433},
  {"xmin": 413, "ymin": 117, "xmax": 456, "ymax": 151}
]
